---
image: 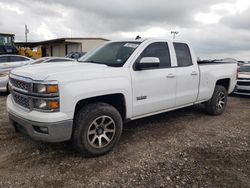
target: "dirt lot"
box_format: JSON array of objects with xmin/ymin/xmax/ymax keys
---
[{"xmin": 0, "ymin": 93, "xmax": 249, "ymax": 188}]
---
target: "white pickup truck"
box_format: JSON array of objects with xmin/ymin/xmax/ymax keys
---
[{"xmin": 7, "ymin": 39, "xmax": 237, "ymax": 157}]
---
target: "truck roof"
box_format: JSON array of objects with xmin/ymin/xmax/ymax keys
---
[
  {"xmin": 110, "ymin": 38, "xmax": 188, "ymax": 43},
  {"xmin": 0, "ymin": 33, "xmax": 15, "ymax": 36}
]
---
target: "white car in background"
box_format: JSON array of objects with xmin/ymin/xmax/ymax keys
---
[
  {"xmin": 0, "ymin": 55, "xmax": 33, "ymax": 72},
  {"xmin": 234, "ymin": 64, "xmax": 250, "ymax": 95},
  {"xmin": 31, "ymin": 57, "xmax": 75, "ymax": 64},
  {"xmin": 0, "ymin": 55, "xmax": 33, "ymax": 92}
]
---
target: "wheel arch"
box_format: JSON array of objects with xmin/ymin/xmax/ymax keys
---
[
  {"xmin": 215, "ymin": 78, "xmax": 230, "ymax": 92},
  {"xmin": 74, "ymin": 93, "xmax": 127, "ymax": 121}
]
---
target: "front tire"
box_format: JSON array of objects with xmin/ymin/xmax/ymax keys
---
[
  {"xmin": 72, "ymin": 103, "xmax": 123, "ymax": 157},
  {"xmin": 205, "ymin": 85, "xmax": 228, "ymax": 115}
]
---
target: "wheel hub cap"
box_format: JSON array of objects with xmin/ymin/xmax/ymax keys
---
[
  {"xmin": 216, "ymin": 92, "xmax": 225, "ymax": 110},
  {"xmin": 96, "ymin": 127, "xmax": 104, "ymax": 135},
  {"xmin": 87, "ymin": 116, "xmax": 116, "ymax": 148}
]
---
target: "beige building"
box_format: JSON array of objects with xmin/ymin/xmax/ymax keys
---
[{"xmin": 16, "ymin": 37, "xmax": 109, "ymax": 57}]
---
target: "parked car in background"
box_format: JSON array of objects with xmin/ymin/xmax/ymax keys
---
[
  {"xmin": 0, "ymin": 71, "xmax": 10, "ymax": 92},
  {"xmin": 66, "ymin": 52, "xmax": 86, "ymax": 60},
  {"xmin": 234, "ymin": 64, "xmax": 250, "ymax": 95},
  {"xmin": 0, "ymin": 55, "xmax": 33, "ymax": 92},
  {"xmin": 0, "ymin": 55, "xmax": 33, "ymax": 72},
  {"xmin": 31, "ymin": 57, "xmax": 75, "ymax": 64}
]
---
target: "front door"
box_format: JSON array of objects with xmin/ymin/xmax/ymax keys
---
[{"xmin": 131, "ymin": 42, "xmax": 177, "ymax": 117}]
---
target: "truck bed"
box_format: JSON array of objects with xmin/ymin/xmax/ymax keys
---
[{"xmin": 197, "ymin": 61, "xmax": 237, "ymax": 102}]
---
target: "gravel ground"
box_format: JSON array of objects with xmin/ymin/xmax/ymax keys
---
[{"xmin": 0, "ymin": 93, "xmax": 249, "ymax": 188}]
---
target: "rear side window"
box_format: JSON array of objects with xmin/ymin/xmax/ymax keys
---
[
  {"xmin": 174, "ymin": 43, "xmax": 193, "ymax": 67},
  {"xmin": 47, "ymin": 59, "xmax": 64, "ymax": 63},
  {"xmin": 0, "ymin": 56, "xmax": 8, "ymax": 63},
  {"xmin": 9, "ymin": 56, "xmax": 28, "ymax": 62},
  {"xmin": 138, "ymin": 42, "xmax": 171, "ymax": 68}
]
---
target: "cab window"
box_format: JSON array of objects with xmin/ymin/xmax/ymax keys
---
[
  {"xmin": 173, "ymin": 43, "xmax": 193, "ymax": 67},
  {"xmin": 137, "ymin": 42, "xmax": 171, "ymax": 69},
  {"xmin": 9, "ymin": 56, "xmax": 28, "ymax": 62}
]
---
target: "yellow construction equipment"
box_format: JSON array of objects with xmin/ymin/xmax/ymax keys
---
[{"xmin": 18, "ymin": 46, "xmax": 42, "ymax": 59}]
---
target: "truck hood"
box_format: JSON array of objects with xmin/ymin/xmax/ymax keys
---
[{"xmin": 11, "ymin": 61, "xmax": 112, "ymax": 81}]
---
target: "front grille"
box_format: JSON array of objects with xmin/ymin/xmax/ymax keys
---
[
  {"xmin": 9, "ymin": 74, "xmax": 59, "ymax": 112},
  {"xmin": 12, "ymin": 92, "xmax": 30, "ymax": 109},
  {"xmin": 237, "ymin": 89, "xmax": 250, "ymax": 94},
  {"xmin": 9, "ymin": 77, "xmax": 30, "ymax": 92},
  {"xmin": 238, "ymin": 77, "xmax": 250, "ymax": 80},
  {"xmin": 237, "ymin": 81, "xmax": 250, "ymax": 86}
]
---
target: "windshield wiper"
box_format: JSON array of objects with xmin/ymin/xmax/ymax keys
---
[
  {"xmin": 79, "ymin": 60, "xmax": 119, "ymax": 67},
  {"xmin": 79, "ymin": 60, "xmax": 103, "ymax": 64},
  {"xmin": 79, "ymin": 60, "xmax": 123, "ymax": 67}
]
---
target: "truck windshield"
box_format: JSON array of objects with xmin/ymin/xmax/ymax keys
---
[
  {"xmin": 79, "ymin": 42, "xmax": 141, "ymax": 67},
  {"xmin": 0, "ymin": 35, "xmax": 12, "ymax": 45},
  {"xmin": 239, "ymin": 65, "xmax": 250, "ymax": 72}
]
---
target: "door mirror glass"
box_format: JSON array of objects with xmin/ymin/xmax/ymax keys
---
[{"xmin": 137, "ymin": 57, "xmax": 160, "ymax": 70}]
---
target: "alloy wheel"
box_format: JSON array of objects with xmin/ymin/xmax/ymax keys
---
[{"xmin": 87, "ymin": 116, "xmax": 116, "ymax": 148}]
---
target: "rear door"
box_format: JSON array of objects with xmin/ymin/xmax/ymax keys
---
[
  {"xmin": 131, "ymin": 42, "xmax": 177, "ymax": 117},
  {"xmin": 173, "ymin": 43, "xmax": 199, "ymax": 106}
]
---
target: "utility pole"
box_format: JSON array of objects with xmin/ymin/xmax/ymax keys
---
[
  {"xmin": 171, "ymin": 31, "xmax": 179, "ymax": 39},
  {"xmin": 25, "ymin": 24, "xmax": 29, "ymax": 42}
]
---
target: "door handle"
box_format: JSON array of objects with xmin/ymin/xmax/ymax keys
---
[
  {"xmin": 166, "ymin": 73, "xmax": 176, "ymax": 78},
  {"xmin": 191, "ymin": 71, "xmax": 198, "ymax": 76}
]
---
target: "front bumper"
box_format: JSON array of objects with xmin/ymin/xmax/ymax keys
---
[{"xmin": 9, "ymin": 112, "xmax": 73, "ymax": 142}]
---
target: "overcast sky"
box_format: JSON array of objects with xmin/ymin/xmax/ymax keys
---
[{"xmin": 0, "ymin": 0, "xmax": 250, "ymax": 60}]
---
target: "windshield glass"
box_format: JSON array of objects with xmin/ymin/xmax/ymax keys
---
[
  {"xmin": 0, "ymin": 35, "xmax": 12, "ymax": 45},
  {"xmin": 239, "ymin": 65, "xmax": 250, "ymax": 72},
  {"xmin": 79, "ymin": 42, "xmax": 141, "ymax": 67}
]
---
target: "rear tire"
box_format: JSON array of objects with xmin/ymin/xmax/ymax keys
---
[
  {"xmin": 72, "ymin": 103, "xmax": 123, "ymax": 157},
  {"xmin": 205, "ymin": 85, "xmax": 228, "ymax": 115}
]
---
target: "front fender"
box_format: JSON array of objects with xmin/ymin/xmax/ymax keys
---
[{"xmin": 59, "ymin": 77, "xmax": 132, "ymax": 119}]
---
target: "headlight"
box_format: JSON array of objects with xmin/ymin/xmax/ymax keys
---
[
  {"xmin": 0, "ymin": 71, "xmax": 9, "ymax": 77},
  {"xmin": 33, "ymin": 98, "xmax": 60, "ymax": 112},
  {"xmin": 33, "ymin": 83, "xmax": 59, "ymax": 94}
]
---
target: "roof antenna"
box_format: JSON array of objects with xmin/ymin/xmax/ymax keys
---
[{"xmin": 135, "ymin": 35, "xmax": 141, "ymax": 40}]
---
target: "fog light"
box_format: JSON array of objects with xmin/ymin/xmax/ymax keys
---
[{"xmin": 33, "ymin": 126, "xmax": 48, "ymax": 134}]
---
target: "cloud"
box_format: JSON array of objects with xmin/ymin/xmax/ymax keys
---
[
  {"xmin": 0, "ymin": 0, "xmax": 249, "ymax": 60},
  {"xmin": 221, "ymin": 7, "xmax": 250, "ymax": 30}
]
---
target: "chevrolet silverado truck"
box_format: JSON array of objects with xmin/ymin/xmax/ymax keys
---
[{"xmin": 7, "ymin": 39, "xmax": 237, "ymax": 157}]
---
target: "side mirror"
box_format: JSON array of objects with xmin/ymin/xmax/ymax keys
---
[{"xmin": 136, "ymin": 57, "xmax": 160, "ymax": 70}]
